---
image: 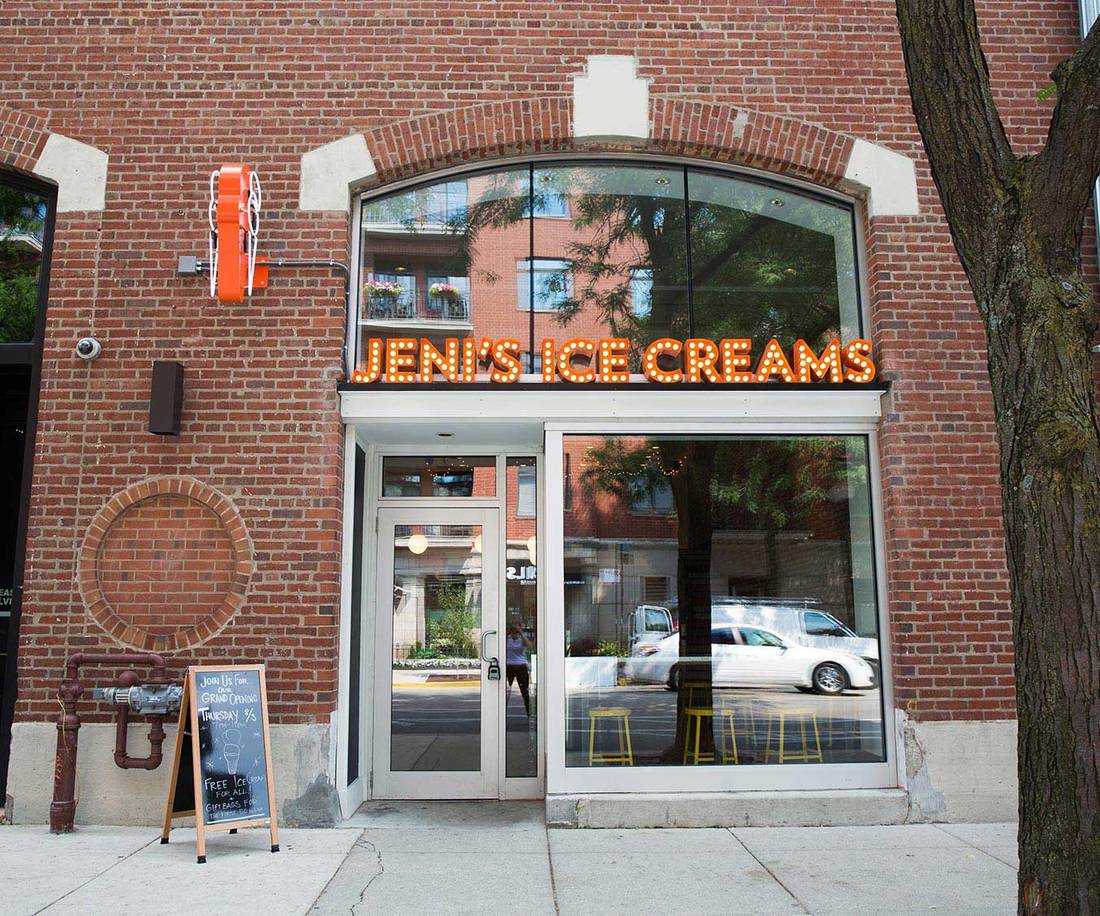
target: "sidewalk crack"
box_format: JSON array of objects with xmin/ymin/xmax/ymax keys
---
[
  {"xmin": 932, "ymin": 823, "xmax": 1018, "ymax": 870},
  {"xmin": 727, "ymin": 828, "xmax": 812, "ymax": 914},
  {"xmin": 545, "ymin": 825, "xmax": 561, "ymax": 915},
  {"xmin": 35, "ymin": 833, "xmax": 158, "ymax": 914},
  {"xmin": 348, "ymin": 837, "xmax": 385, "ymax": 914}
]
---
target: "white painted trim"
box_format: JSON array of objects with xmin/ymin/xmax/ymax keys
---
[
  {"xmin": 341, "ymin": 388, "xmax": 886, "ymax": 427},
  {"xmin": 32, "ymin": 133, "xmax": 108, "ymax": 212},
  {"xmin": 868, "ymin": 429, "xmax": 901, "ymax": 788},
  {"xmin": 573, "ymin": 55, "xmax": 649, "ymax": 141},
  {"xmin": 543, "ymin": 430, "xmax": 567, "ymax": 794},
  {"xmin": 300, "ymin": 134, "xmax": 376, "ymax": 212},
  {"xmin": 843, "ymin": 139, "xmax": 920, "ymax": 218}
]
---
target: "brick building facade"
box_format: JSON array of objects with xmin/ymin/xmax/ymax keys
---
[{"xmin": 0, "ymin": 2, "xmax": 1089, "ymax": 826}]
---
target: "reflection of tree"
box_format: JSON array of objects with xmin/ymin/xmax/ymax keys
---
[
  {"xmin": 458, "ymin": 167, "xmax": 846, "ymax": 360},
  {"xmin": 583, "ymin": 436, "xmax": 854, "ymax": 761},
  {"xmin": 453, "ymin": 166, "xmax": 855, "ymax": 762},
  {"xmin": 430, "ymin": 584, "xmax": 478, "ymax": 658},
  {"xmin": 0, "ymin": 185, "xmax": 45, "ymax": 343}
]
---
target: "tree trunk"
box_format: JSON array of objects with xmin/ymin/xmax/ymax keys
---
[
  {"xmin": 894, "ymin": 4, "xmax": 1100, "ymax": 907},
  {"xmin": 983, "ymin": 224, "xmax": 1100, "ymax": 913}
]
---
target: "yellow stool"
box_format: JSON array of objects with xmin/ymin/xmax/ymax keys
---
[
  {"xmin": 765, "ymin": 707, "xmax": 824, "ymax": 763},
  {"xmin": 718, "ymin": 704, "xmax": 743, "ymax": 764},
  {"xmin": 681, "ymin": 707, "xmax": 716, "ymax": 765},
  {"xmin": 720, "ymin": 694, "xmax": 757, "ymax": 742},
  {"xmin": 588, "ymin": 707, "xmax": 634, "ymax": 766}
]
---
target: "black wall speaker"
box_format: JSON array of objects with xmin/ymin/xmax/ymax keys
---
[{"xmin": 149, "ymin": 361, "xmax": 184, "ymax": 435}]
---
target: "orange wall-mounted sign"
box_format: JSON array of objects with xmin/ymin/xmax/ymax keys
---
[{"xmin": 350, "ymin": 337, "xmax": 876, "ymax": 385}]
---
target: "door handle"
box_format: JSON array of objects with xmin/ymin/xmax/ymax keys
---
[{"xmin": 480, "ymin": 629, "xmax": 497, "ymax": 663}]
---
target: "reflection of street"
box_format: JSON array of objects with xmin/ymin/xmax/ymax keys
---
[
  {"xmin": 389, "ymin": 677, "xmax": 538, "ymax": 775},
  {"xmin": 567, "ymin": 685, "xmax": 885, "ymax": 766},
  {"xmin": 391, "ymin": 685, "xmax": 481, "ymax": 772}
]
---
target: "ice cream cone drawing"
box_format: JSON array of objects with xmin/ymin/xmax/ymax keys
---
[{"xmin": 223, "ymin": 729, "xmax": 241, "ymax": 775}]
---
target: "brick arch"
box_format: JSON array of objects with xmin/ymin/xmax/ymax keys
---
[
  {"xmin": 0, "ymin": 103, "xmax": 49, "ymax": 173},
  {"xmin": 361, "ymin": 96, "xmax": 856, "ymax": 192},
  {"xmin": 76, "ymin": 477, "xmax": 254, "ymax": 653}
]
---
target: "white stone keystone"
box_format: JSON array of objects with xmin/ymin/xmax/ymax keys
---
[
  {"xmin": 573, "ymin": 55, "xmax": 649, "ymax": 141},
  {"xmin": 299, "ymin": 134, "xmax": 376, "ymax": 212},
  {"xmin": 843, "ymin": 138, "xmax": 920, "ymax": 217},
  {"xmin": 32, "ymin": 133, "xmax": 109, "ymax": 212}
]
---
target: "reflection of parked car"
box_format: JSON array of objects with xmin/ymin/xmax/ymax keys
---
[
  {"xmin": 626, "ymin": 605, "xmax": 675, "ymax": 654},
  {"xmin": 711, "ymin": 600, "xmax": 879, "ymax": 670},
  {"xmin": 623, "ymin": 625, "xmax": 876, "ymax": 696}
]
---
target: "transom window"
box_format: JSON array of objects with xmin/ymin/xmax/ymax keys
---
[{"xmin": 355, "ymin": 160, "xmax": 862, "ymax": 373}]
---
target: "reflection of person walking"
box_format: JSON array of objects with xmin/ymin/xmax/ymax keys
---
[{"xmin": 505, "ymin": 624, "xmax": 533, "ymax": 716}]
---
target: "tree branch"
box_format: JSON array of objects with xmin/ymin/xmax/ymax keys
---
[
  {"xmin": 1034, "ymin": 16, "xmax": 1100, "ymax": 269},
  {"xmin": 895, "ymin": 0, "xmax": 1016, "ymax": 289}
]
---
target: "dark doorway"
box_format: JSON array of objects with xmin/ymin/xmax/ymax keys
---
[{"xmin": 0, "ymin": 172, "xmax": 56, "ymax": 801}]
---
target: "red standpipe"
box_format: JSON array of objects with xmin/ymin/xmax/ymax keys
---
[{"xmin": 50, "ymin": 652, "xmax": 170, "ymax": 834}]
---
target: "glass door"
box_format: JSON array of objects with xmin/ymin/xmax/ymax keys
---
[{"xmin": 372, "ymin": 507, "xmax": 500, "ymax": 798}]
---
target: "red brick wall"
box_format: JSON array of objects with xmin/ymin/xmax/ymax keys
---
[{"xmin": 0, "ymin": 1, "xmax": 1088, "ymax": 725}]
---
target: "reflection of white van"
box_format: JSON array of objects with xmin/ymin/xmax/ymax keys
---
[
  {"xmin": 626, "ymin": 605, "xmax": 675, "ymax": 652},
  {"xmin": 711, "ymin": 600, "xmax": 879, "ymax": 667}
]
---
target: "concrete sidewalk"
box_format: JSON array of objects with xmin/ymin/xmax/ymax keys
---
[{"xmin": 1, "ymin": 803, "xmax": 1018, "ymax": 915}]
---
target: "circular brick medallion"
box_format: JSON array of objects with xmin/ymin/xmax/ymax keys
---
[{"xmin": 78, "ymin": 477, "xmax": 253, "ymax": 652}]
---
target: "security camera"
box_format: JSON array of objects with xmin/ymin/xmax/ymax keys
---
[{"xmin": 75, "ymin": 337, "xmax": 102, "ymax": 361}]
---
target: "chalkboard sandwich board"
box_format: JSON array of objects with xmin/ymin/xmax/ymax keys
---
[{"xmin": 160, "ymin": 665, "xmax": 279, "ymax": 863}]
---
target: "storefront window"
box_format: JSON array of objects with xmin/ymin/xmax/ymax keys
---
[
  {"xmin": 563, "ymin": 434, "xmax": 883, "ymax": 768},
  {"xmin": 354, "ymin": 162, "xmax": 861, "ymax": 379}
]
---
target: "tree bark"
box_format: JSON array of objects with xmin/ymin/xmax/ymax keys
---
[{"xmin": 896, "ymin": 3, "xmax": 1100, "ymax": 911}]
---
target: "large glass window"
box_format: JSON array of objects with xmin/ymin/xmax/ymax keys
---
[
  {"xmin": 354, "ymin": 162, "xmax": 861, "ymax": 379},
  {"xmin": 0, "ymin": 175, "xmax": 53, "ymax": 801},
  {"xmin": 563, "ymin": 434, "xmax": 882, "ymax": 769}
]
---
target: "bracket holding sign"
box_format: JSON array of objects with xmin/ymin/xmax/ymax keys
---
[
  {"xmin": 175, "ymin": 164, "xmax": 351, "ymax": 312},
  {"xmin": 160, "ymin": 664, "xmax": 279, "ymax": 863}
]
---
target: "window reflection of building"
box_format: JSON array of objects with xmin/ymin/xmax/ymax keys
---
[
  {"xmin": 563, "ymin": 434, "xmax": 883, "ymax": 770},
  {"xmin": 356, "ymin": 163, "xmax": 861, "ymax": 377}
]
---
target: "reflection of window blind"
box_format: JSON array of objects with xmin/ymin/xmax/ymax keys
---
[
  {"xmin": 517, "ymin": 464, "xmax": 536, "ymax": 517},
  {"xmin": 642, "ymin": 576, "xmax": 668, "ymax": 604}
]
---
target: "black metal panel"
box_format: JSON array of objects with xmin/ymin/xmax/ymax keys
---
[{"xmin": 346, "ymin": 444, "xmax": 366, "ymax": 784}]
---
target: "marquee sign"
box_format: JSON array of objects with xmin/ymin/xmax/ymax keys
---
[{"xmin": 349, "ymin": 336, "xmax": 876, "ymax": 385}]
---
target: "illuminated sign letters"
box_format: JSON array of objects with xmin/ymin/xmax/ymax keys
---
[{"xmin": 349, "ymin": 337, "xmax": 876, "ymax": 385}]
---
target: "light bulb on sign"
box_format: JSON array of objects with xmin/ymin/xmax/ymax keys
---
[
  {"xmin": 407, "ymin": 533, "xmax": 428, "ymax": 555},
  {"xmin": 527, "ymin": 535, "xmax": 537, "ymax": 565}
]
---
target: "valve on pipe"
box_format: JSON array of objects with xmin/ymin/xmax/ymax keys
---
[{"xmin": 91, "ymin": 684, "xmax": 183, "ymax": 716}]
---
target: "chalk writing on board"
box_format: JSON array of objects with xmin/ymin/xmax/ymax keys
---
[{"xmin": 194, "ymin": 669, "xmax": 271, "ymax": 825}]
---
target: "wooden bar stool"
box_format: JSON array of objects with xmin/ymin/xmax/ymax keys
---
[
  {"xmin": 764, "ymin": 707, "xmax": 824, "ymax": 764},
  {"xmin": 681, "ymin": 706, "xmax": 716, "ymax": 765},
  {"xmin": 588, "ymin": 707, "xmax": 634, "ymax": 766}
]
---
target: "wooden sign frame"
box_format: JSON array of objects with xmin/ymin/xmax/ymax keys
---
[{"xmin": 160, "ymin": 664, "xmax": 279, "ymax": 863}]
